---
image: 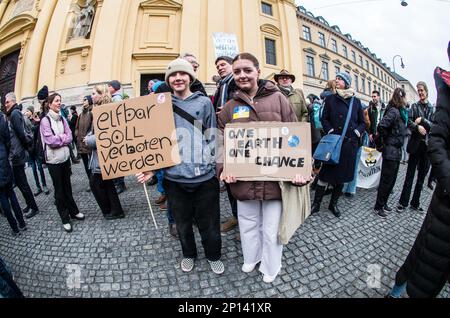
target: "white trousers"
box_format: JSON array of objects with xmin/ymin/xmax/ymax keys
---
[{"xmin": 237, "ymin": 200, "xmax": 283, "ymax": 277}]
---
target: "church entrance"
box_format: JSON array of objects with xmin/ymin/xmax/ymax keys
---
[{"xmin": 0, "ymin": 50, "xmax": 19, "ymax": 108}]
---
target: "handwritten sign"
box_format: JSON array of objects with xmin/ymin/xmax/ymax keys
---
[
  {"xmin": 213, "ymin": 33, "xmax": 240, "ymax": 59},
  {"xmin": 92, "ymin": 93, "xmax": 180, "ymax": 180},
  {"xmin": 224, "ymin": 122, "xmax": 312, "ymax": 181}
]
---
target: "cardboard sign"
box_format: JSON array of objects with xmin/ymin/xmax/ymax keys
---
[
  {"xmin": 224, "ymin": 122, "xmax": 312, "ymax": 181},
  {"xmin": 92, "ymin": 93, "xmax": 180, "ymax": 180}
]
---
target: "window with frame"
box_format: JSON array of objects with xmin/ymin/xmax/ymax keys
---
[
  {"xmin": 368, "ymin": 81, "xmax": 372, "ymax": 94},
  {"xmin": 351, "ymin": 50, "xmax": 356, "ymax": 63},
  {"xmin": 261, "ymin": 2, "xmax": 273, "ymax": 16},
  {"xmin": 342, "ymin": 45, "xmax": 348, "ymax": 58},
  {"xmin": 372, "ymin": 64, "xmax": 375, "ymax": 74},
  {"xmin": 354, "ymin": 74, "xmax": 359, "ymax": 91},
  {"xmin": 318, "ymin": 32, "xmax": 326, "ymax": 47},
  {"xmin": 302, "ymin": 26, "xmax": 311, "ymax": 41},
  {"xmin": 265, "ymin": 38, "xmax": 277, "ymax": 66},
  {"xmin": 361, "ymin": 78, "xmax": 366, "ymax": 94},
  {"xmin": 377, "ymin": 68, "xmax": 380, "ymax": 79},
  {"xmin": 331, "ymin": 39, "xmax": 338, "ymax": 53},
  {"xmin": 365, "ymin": 60, "xmax": 369, "ymax": 70},
  {"xmin": 306, "ymin": 56, "xmax": 315, "ymax": 77},
  {"xmin": 335, "ymin": 66, "xmax": 340, "ymax": 76},
  {"xmin": 321, "ymin": 62, "xmax": 329, "ymax": 80},
  {"xmin": 359, "ymin": 55, "xmax": 363, "ymax": 66}
]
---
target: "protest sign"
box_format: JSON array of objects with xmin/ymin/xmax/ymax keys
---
[
  {"xmin": 356, "ymin": 147, "xmax": 382, "ymax": 189},
  {"xmin": 224, "ymin": 122, "xmax": 312, "ymax": 181},
  {"xmin": 213, "ymin": 32, "xmax": 240, "ymax": 59},
  {"xmin": 92, "ymin": 93, "xmax": 180, "ymax": 180}
]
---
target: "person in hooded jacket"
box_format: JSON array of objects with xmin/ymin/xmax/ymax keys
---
[
  {"xmin": 137, "ymin": 59, "xmax": 224, "ymax": 275},
  {"xmin": 387, "ymin": 43, "xmax": 450, "ymax": 298},
  {"xmin": 218, "ymin": 53, "xmax": 311, "ymax": 284}
]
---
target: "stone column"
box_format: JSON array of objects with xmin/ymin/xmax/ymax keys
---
[{"xmin": 19, "ymin": 0, "xmax": 58, "ymax": 99}]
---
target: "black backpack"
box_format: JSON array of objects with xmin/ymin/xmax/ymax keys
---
[{"xmin": 35, "ymin": 116, "xmax": 55, "ymax": 164}]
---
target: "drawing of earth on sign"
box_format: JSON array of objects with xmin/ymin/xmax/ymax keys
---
[{"xmin": 288, "ymin": 135, "xmax": 300, "ymax": 148}]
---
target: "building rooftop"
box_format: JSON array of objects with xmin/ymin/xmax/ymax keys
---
[{"xmin": 297, "ymin": 5, "xmax": 393, "ymax": 73}]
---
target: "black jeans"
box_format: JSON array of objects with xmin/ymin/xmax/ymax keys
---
[
  {"xmin": 0, "ymin": 182, "xmax": 25, "ymax": 232},
  {"xmin": 12, "ymin": 164, "xmax": 38, "ymax": 211},
  {"xmin": 47, "ymin": 160, "xmax": 80, "ymax": 224},
  {"xmin": 164, "ymin": 177, "xmax": 221, "ymax": 261},
  {"xmin": 90, "ymin": 174, "xmax": 124, "ymax": 216},
  {"xmin": 80, "ymin": 153, "xmax": 91, "ymax": 178},
  {"xmin": 375, "ymin": 159, "xmax": 400, "ymax": 210},
  {"xmin": 399, "ymin": 146, "xmax": 431, "ymax": 208},
  {"xmin": 113, "ymin": 177, "xmax": 125, "ymax": 188}
]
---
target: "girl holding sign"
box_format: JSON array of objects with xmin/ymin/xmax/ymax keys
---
[
  {"xmin": 84, "ymin": 85, "xmax": 125, "ymax": 220},
  {"xmin": 217, "ymin": 53, "xmax": 311, "ymax": 284},
  {"xmin": 137, "ymin": 59, "xmax": 224, "ymax": 275}
]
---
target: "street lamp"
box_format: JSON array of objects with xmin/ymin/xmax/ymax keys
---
[{"xmin": 393, "ymin": 55, "xmax": 405, "ymax": 74}]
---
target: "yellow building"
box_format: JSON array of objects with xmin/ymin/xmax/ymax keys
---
[
  {"xmin": 297, "ymin": 6, "xmax": 398, "ymax": 105},
  {"xmin": 0, "ymin": 0, "xmax": 303, "ymax": 108}
]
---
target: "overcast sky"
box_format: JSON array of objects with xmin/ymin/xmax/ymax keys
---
[{"xmin": 295, "ymin": 0, "xmax": 449, "ymax": 103}]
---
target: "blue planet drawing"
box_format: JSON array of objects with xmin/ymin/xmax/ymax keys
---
[{"xmin": 288, "ymin": 135, "xmax": 300, "ymax": 148}]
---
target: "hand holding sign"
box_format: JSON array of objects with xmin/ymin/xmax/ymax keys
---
[{"xmin": 92, "ymin": 93, "xmax": 180, "ymax": 228}]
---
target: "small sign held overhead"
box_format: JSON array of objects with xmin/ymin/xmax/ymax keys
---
[{"xmin": 213, "ymin": 32, "xmax": 240, "ymax": 59}]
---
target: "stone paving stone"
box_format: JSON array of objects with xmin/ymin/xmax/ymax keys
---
[{"xmin": 0, "ymin": 163, "xmax": 448, "ymax": 298}]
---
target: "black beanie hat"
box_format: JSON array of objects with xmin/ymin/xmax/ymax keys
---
[
  {"xmin": 37, "ymin": 85, "xmax": 49, "ymax": 100},
  {"xmin": 84, "ymin": 95, "xmax": 93, "ymax": 106}
]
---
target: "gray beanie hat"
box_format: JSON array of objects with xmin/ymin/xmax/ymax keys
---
[{"xmin": 165, "ymin": 59, "xmax": 196, "ymax": 85}]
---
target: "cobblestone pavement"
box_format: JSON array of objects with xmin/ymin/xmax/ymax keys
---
[{"xmin": 0, "ymin": 163, "xmax": 449, "ymax": 298}]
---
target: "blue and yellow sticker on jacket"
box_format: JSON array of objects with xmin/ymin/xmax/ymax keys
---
[{"xmin": 233, "ymin": 106, "xmax": 250, "ymax": 120}]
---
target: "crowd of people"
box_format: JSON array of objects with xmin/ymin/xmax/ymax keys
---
[{"xmin": 0, "ymin": 43, "xmax": 449, "ymax": 296}]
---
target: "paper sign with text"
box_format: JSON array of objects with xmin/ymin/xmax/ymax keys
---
[
  {"xmin": 92, "ymin": 93, "xmax": 180, "ymax": 180},
  {"xmin": 224, "ymin": 122, "xmax": 312, "ymax": 181}
]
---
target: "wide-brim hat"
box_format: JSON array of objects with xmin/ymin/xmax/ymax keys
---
[{"xmin": 274, "ymin": 69, "xmax": 296, "ymax": 83}]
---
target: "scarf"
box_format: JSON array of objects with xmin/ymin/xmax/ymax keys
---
[
  {"xmin": 336, "ymin": 88, "xmax": 355, "ymax": 100},
  {"xmin": 48, "ymin": 109, "xmax": 62, "ymax": 121},
  {"xmin": 399, "ymin": 107, "xmax": 408, "ymax": 125},
  {"xmin": 218, "ymin": 73, "xmax": 233, "ymax": 108},
  {"xmin": 278, "ymin": 85, "xmax": 294, "ymax": 96}
]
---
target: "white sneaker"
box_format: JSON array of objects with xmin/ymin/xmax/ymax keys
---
[
  {"xmin": 73, "ymin": 213, "xmax": 85, "ymax": 221},
  {"xmin": 242, "ymin": 263, "xmax": 257, "ymax": 273},
  {"xmin": 263, "ymin": 274, "xmax": 277, "ymax": 284},
  {"xmin": 63, "ymin": 223, "xmax": 73, "ymax": 233}
]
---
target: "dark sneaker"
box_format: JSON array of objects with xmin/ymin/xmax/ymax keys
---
[
  {"xmin": 148, "ymin": 176, "xmax": 158, "ymax": 186},
  {"xmin": 410, "ymin": 206, "xmax": 424, "ymax": 213},
  {"xmin": 43, "ymin": 186, "xmax": 50, "ymax": 195},
  {"xmin": 344, "ymin": 193, "xmax": 354, "ymax": 198},
  {"xmin": 374, "ymin": 208, "xmax": 387, "ymax": 218},
  {"xmin": 25, "ymin": 209, "xmax": 39, "ymax": 219},
  {"xmin": 34, "ymin": 188, "xmax": 43, "ymax": 197},
  {"xmin": 116, "ymin": 186, "xmax": 126, "ymax": 195},
  {"xmin": 155, "ymin": 195, "xmax": 167, "ymax": 205},
  {"xmin": 11, "ymin": 230, "xmax": 21, "ymax": 237},
  {"xmin": 383, "ymin": 205, "xmax": 393, "ymax": 213},
  {"xmin": 105, "ymin": 213, "xmax": 125, "ymax": 220},
  {"xmin": 19, "ymin": 225, "xmax": 27, "ymax": 231},
  {"xmin": 427, "ymin": 182, "xmax": 435, "ymax": 191},
  {"xmin": 396, "ymin": 205, "xmax": 406, "ymax": 213},
  {"xmin": 22, "ymin": 206, "xmax": 30, "ymax": 214}
]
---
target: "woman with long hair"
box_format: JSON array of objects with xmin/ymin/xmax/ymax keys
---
[
  {"xmin": 218, "ymin": 53, "xmax": 311, "ymax": 283},
  {"xmin": 85, "ymin": 85, "xmax": 125, "ymax": 220},
  {"xmin": 40, "ymin": 93, "xmax": 84, "ymax": 232},
  {"xmin": 373, "ymin": 88, "xmax": 408, "ymax": 217}
]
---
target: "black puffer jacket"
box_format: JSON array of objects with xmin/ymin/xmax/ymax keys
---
[
  {"xmin": 394, "ymin": 67, "xmax": 450, "ymax": 298},
  {"xmin": 0, "ymin": 114, "xmax": 12, "ymax": 187},
  {"xmin": 406, "ymin": 101, "xmax": 434, "ymax": 154},
  {"xmin": 377, "ymin": 105, "xmax": 407, "ymax": 161}
]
